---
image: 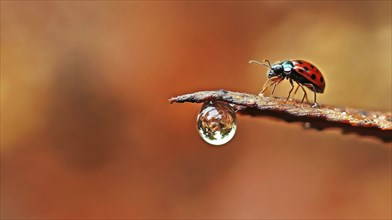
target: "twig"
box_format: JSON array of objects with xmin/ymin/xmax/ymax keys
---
[{"xmin": 169, "ymin": 90, "xmax": 392, "ymax": 143}]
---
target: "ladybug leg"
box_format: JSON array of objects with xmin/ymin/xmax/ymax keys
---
[
  {"xmin": 271, "ymin": 78, "xmax": 283, "ymax": 95},
  {"xmin": 303, "ymin": 83, "xmax": 317, "ymax": 104},
  {"xmin": 298, "ymin": 84, "xmax": 309, "ymax": 103},
  {"xmin": 260, "ymin": 79, "xmax": 273, "ymax": 95},
  {"xmin": 260, "ymin": 77, "xmax": 282, "ymax": 95},
  {"xmin": 271, "ymin": 78, "xmax": 284, "ymax": 95},
  {"xmin": 292, "ymin": 84, "xmax": 300, "ymax": 97},
  {"xmin": 285, "ymin": 79, "xmax": 295, "ymax": 101},
  {"xmin": 271, "ymin": 83, "xmax": 278, "ymax": 95},
  {"xmin": 301, "ymin": 90, "xmax": 308, "ymax": 103}
]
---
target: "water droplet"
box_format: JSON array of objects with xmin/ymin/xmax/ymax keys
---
[
  {"xmin": 303, "ymin": 122, "xmax": 312, "ymax": 129},
  {"xmin": 378, "ymin": 115, "xmax": 386, "ymax": 120},
  {"xmin": 358, "ymin": 111, "xmax": 369, "ymax": 117},
  {"xmin": 196, "ymin": 101, "xmax": 237, "ymax": 146},
  {"xmin": 311, "ymin": 102, "xmax": 320, "ymax": 108}
]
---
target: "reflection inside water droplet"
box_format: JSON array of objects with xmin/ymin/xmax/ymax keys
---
[{"xmin": 196, "ymin": 101, "xmax": 237, "ymax": 146}]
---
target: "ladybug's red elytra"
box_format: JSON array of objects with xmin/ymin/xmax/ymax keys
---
[{"xmin": 249, "ymin": 59, "xmax": 326, "ymax": 106}]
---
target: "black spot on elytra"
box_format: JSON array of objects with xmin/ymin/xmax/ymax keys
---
[
  {"xmin": 304, "ymin": 67, "xmax": 309, "ymax": 71},
  {"xmin": 310, "ymin": 65, "xmax": 314, "ymax": 69},
  {"xmin": 297, "ymin": 61, "xmax": 303, "ymax": 64},
  {"xmin": 320, "ymin": 77, "xmax": 324, "ymax": 83},
  {"xmin": 299, "ymin": 69, "xmax": 304, "ymax": 73},
  {"xmin": 311, "ymin": 74, "xmax": 316, "ymax": 80}
]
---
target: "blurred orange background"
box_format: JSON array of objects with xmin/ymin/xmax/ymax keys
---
[{"xmin": 1, "ymin": 1, "xmax": 391, "ymax": 219}]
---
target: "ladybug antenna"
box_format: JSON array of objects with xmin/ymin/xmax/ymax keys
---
[
  {"xmin": 249, "ymin": 59, "xmax": 272, "ymax": 69},
  {"xmin": 263, "ymin": 59, "xmax": 272, "ymax": 68}
]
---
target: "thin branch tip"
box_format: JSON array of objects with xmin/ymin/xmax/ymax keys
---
[{"xmin": 169, "ymin": 90, "xmax": 392, "ymax": 143}]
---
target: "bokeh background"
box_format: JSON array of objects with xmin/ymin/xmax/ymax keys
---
[{"xmin": 1, "ymin": 1, "xmax": 391, "ymax": 219}]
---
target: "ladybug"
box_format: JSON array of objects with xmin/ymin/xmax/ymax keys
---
[{"xmin": 249, "ymin": 59, "xmax": 325, "ymax": 106}]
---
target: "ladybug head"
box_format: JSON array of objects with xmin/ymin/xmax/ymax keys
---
[
  {"xmin": 249, "ymin": 59, "xmax": 285, "ymax": 79},
  {"xmin": 269, "ymin": 64, "xmax": 284, "ymax": 78}
]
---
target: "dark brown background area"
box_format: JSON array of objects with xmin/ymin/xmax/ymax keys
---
[{"xmin": 1, "ymin": 1, "xmax": 391, "ymax": 219}]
